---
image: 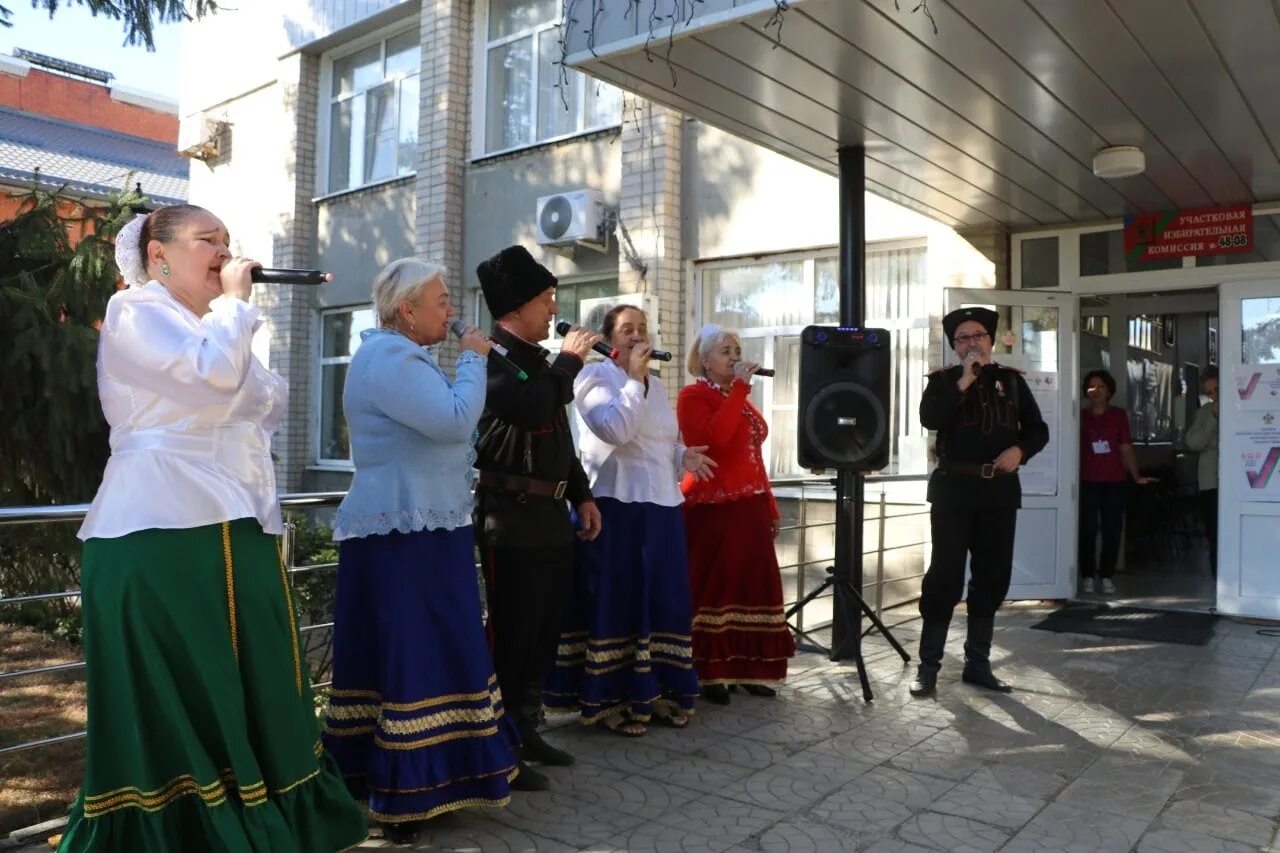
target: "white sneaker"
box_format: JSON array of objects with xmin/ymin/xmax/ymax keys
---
[
  {"xmin": 1101, "ymin": 578, "xmax": 1116, "ymax": 595},
  {"xmin": 1081, "ymin": 577, "xmax": 1095, "ymax": 594}
]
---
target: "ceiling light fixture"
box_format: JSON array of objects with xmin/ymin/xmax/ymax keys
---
[{"xmin": 1093, "ymin": 146, "xmax": 1145, "ymax": 179}]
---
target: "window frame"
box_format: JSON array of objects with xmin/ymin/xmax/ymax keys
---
[
  {"xmin": 313, "ymin": 304, "xmax": 376, "ymax": 470},
  {"xmin": 471, "ymin": 0, "xmax": 623, "ymax": 160},
  {"xmin": 316, "ymin": 21, "xmax": 421, "ymax": 198}
]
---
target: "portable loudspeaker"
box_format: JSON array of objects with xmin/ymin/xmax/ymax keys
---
[{"xmin": 797, "ymin": 325, "xmax": 891, "ymax": 470}]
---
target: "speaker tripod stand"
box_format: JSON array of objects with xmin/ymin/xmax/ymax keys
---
[{"xmin": 784, "ymin": 471, "xmax": 911, "ymax": 702}]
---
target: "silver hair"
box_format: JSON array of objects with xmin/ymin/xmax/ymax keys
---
[{"xmin": 372, "ymin": 258, "xmax": 446, "ymax": 327}]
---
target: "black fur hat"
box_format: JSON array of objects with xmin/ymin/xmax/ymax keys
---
[
  {"xmin": 476, "ymin": 245, "xmax": 558, "ymax": 318},
  {"xmin": 942, "ymin": 307, "xmax": 998, "ymax": 348}
]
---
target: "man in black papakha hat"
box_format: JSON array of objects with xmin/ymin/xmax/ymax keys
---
[
  {"xmin": 910, "ymin": 307, "xmax": 1050, "ymax": 697},
  {"xmin": 472, "ymin": 244, "xmax": 604, "ymax": 790}
]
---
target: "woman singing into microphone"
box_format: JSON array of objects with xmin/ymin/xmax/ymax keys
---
[
  {"xmin": 322, "ymin": 258, "xmax": 518, "ymax": 844},
  {"xmin": 544, "ymin": 305, "xmax": 712, "ymax": 735},
  {"xmin": 62, "ymin": 205, "xmax": 365, "ymax": 852},
  {"xmin": 677, "ymin": 325, "xmax": 795, "ymax": 705}
]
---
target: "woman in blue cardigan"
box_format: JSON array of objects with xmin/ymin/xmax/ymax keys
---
[{"xmin": 321, "ymin": 258, "xmax": 516, "ymax": 845}]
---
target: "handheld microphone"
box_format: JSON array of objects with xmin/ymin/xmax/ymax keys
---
[
  {"xmin": 755, "ymin": 368, "xmax": 776, "ymax": 378},
  {"xmin": 249, "ymin": 268, "xmax": 332, "ymax": 285},
  {"xmin": 554, "ymin": 321, "xmax": 673, "ymax": 361},
  {"xmin": 449, "ymin": 319, "xmax": 527, "ymax": 382}
]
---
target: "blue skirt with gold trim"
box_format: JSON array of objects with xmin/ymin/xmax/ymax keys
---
[
  {"xmin": 322, "ymin": 525, "xmax": 517, "ymax": 824},
  {"xmin": 544, "ymin": 499, "xmax": 699, "ymax": 722}
]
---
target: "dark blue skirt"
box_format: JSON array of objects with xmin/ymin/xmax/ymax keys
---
[
  {"xmin": 322, "ymin": 525, "xmax": 517, "ymax": 824},
  {"xmin": 544, "ymin": 499, "xmax": 699, "ymax": 723}
]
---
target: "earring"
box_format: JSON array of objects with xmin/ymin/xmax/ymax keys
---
[{"xmin": 161, "ymin": 263, "xmax": 171, "ymax": 277}]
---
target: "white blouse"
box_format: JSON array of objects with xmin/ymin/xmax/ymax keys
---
[
  {"xmin": 573, "ymin": 359, "xmax": 686, "ymax": 507},
  {"xmin": 78, "ymin": 281, "xmax": 288, "ymax": 540}
]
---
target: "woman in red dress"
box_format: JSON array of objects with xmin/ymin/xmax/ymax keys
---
[{"xmin": 677, "ymin": 324, "xmax": 796, "ymax": 704}]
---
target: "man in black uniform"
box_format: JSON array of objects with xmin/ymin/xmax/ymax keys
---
[
  {"xmin": 910, "ymin": 307, "xmax": 1050, "ymax": 698},
  {"xmin": 474, "ymin": 245, "xmax": 603, "ymax": 790}
]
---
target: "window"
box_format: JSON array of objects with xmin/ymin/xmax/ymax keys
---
[
  {"xmin": 699, "ymin": 245, "xmax": 930, "ymax": 478},
  {"xmin": 325, "ymin": 30, "xmax": 420, "ymax": 194},
  {"xmin": 478, "ymin": 0, "xmax": 622, "ymax": 155},
  {"xmin": 318, "ymin": 307, "xmax": 376, "ymax": 464}
]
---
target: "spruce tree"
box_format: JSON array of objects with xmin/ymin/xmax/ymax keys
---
[
  {"xmin": 0, "ymin": 183, "xmax": 142, "ymax": 639},
  {"xmin": 0, "ymin": 1, "xmax": 219, "ymax": 50}
]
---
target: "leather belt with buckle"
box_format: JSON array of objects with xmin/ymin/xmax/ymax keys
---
[
  {"xmin": 939, "ymin": 460, "xmax": 1010, "ymax": 479},
  {"xmin": 478, "ymin": 470, "xmax": 568, "ymax": 500}
]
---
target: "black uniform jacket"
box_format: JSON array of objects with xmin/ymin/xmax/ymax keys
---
[
  {"xmin": 473, "ymin": 324, "xmax": 593, "ymax": 548},
  {"xmin": 919, "ymin": 362, "xmax": 1050, "ymax": 509}
]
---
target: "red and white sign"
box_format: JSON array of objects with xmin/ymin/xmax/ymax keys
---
[{"xmin": 1124, "ymin": 205, "xmax": 1253, "ymax": 261}]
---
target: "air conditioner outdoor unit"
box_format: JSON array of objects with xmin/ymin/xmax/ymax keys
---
[
  {"xmin": 535, "ymin": 189, "xmax": 606, "ymax": 248},
  {"xmin": 177, "ymin": 114, "xmax": 224, "ymax": 160}
]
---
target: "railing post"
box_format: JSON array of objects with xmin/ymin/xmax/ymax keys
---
[
  {"xmin": 281, "ymin": 521, "xmax": 296, "ymax": 588},
  {"xmin": 875, "ymin": 490, "xmax": 886, "ymax": 618},
  {"xmin": 795, "ymin": 480, "xmax": 808, "ymax": 634}
]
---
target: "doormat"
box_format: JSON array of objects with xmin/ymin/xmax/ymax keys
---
[{"xmin": 1030, "ymin": 604, "xmax": 1218, "ymax": 645}]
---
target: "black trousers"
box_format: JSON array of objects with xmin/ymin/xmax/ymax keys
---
[
  {"xmin": 1079, "ymin": 481, "xmax": 1127, "ymax": 580},
  {"xmin": 1199, "ymin": 488, "xmax": 1218, "ymax": 577},
  {"xmin": 481, "ymin": 544, "xmax": 575, "ymax": 731},
  {"xmin": 920, "ymin": 505, "xmax": 1018, "ymax": 623}
]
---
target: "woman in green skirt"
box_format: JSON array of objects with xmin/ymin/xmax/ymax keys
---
[{"xmin": 59, "ymin": 205, "xmax": 367, "ymax": 851}]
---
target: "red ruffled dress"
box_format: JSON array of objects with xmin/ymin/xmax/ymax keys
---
[{"xmin": 677, "ymin": 378, "xmax": 796, "ymax": 685}]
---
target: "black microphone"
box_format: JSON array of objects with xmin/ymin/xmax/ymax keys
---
[
  {"xmin": 755, "ymin": 368, "xmax": 775, "ymax": 378},
  {"xmin": 554, "ymin": 321, "xmax": 673, "ymax": 361},
  {"xmin": 449, "ymin": 319, "xmax": 527, "ymax": 381},
  {"xmin": 249, "ymin": 268, "xmax": 332, "ymax": 285}
]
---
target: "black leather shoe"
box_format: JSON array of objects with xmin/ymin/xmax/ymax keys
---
[
  {"xmin": 701, "ymin": 684, "xmax": 731, "ymax": 705},
  {"xmin": 510, "ymin": 760, "xmax": 550, "ymax": 791},
  {"xmin": 909, "ymin": 665, "xmax": 938, "ymax": 697},
  {"xmin": 961, "ymin": 662, "xmax": 1013, "ymax": 693},
  {"xmin": 742, "ymin": 684, "xmax": 777, "ymax": 697},
  {"xmin": 517, "ymin": 727, "xmax": 575, "ymax": 766},
  {"xmin": 380, "ymin": 820, "xmax": 422, "ymax": 845}
]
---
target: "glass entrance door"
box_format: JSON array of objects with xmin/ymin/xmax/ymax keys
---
[{"xmin": 944, "ymin": 289, "xmax": 1077, "ymax": 600}]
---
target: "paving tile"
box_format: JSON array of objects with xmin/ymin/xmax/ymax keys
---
[
  {"xmin": 928, "ymin": 767, "xmax": 1046, "ymax": 829},
  {"xmin": 716, "ymin": 766, "xmax": 845, "ymax": 812},
  {"xmin": 1055, "ymin": 755, "xmax": 1183, "ymax": 822},
  {"xmin": 400, "ymin": 813, "xmax": 575, "ymax": 851},
  {"xmin": 633, "ymin": 754, "xmax": 757, "ymax": 795},
  {"xmin": 887, "ymin": 728, "xmax": 987, "ymax": 781},
  {"xmin": 652, "ymin": 792, "xmax": 785, "ymax": 845},
  {"xmin": 573, "ymin": 738, "xmax": 684, "ymax": 775},
  {"xmin": 809, "ymin": 790, "xmax": 916, "ymax": 837},
  {"xmin": 754, "ymin": 818, "xmax": 861, "ymax": 852},
  {"xmin": 486, "ymin": 788, "xmax": 645, "ymax": 845},
  {"xmin": 894, "ymin": 810, "xmax": 1011, "ymax": 852},
  {"xmin": 542, "ymin": 760, "xmax": 703, "ymax": 821},
  {"xmin": 821, "ymin": 719, "xmax": 942, "ymax": 765},
  {"xmin": 1135, "ymin": 828, "xmax": 1260, "ymax": 853},
  {"xmin": 694, "ymin": 734, "xmax": 793, "ymax": 770},
  {"xmin": 1002, "ymin": 801, "xmax": 1151, "ymax": 853},
  {"xmin": 1171, "ymin": 770, "xmax": 1280, "ymax": 819},
  {"xmin": 1150, "ymin": 799, "xmax": 1277, "ymax": 848},
  {"xmin": 769, "ymin": 742, "xmax": 878, "ymax": 785}
]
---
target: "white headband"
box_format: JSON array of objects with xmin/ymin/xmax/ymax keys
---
[{"xmin": 114, "ymin": 213, "xmax": 150, "ymax": 288}]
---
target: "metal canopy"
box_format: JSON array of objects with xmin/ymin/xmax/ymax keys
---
[{"xmin": 565, "ymin": 0, "xmax": 1280, "ymax": 229}]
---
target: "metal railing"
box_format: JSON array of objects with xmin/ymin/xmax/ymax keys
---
[{"xmin": 0, "ymin": 479, "xmax": 930, "ymax": 762}]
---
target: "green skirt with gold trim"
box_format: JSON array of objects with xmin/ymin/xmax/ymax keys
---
[{"xmin": 57, "ymin": 518, "xmax": 367, "ymax": 852}]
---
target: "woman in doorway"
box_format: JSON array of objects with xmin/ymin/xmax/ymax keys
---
[
  {"xmin": 1185, "ymin": 368, "xmax": 1219, "ymax": 577},
  {"xmin": 677, "ymin": 325, "xmax": 796, "ymax": 705},
  {"xmin": 1079, "ymin": 369, "xmax": 1156, "ymax": 595}
]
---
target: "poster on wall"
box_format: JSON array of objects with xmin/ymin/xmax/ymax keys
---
[
  {"xmin": 1233, "ymin": 410, "xmax": 1280, "ymax": 501},
  {"xmin": 1018, "ymin": 369, "xmax": 1058, "ymax": 496},
  {"xmin": 1234, "ymin": 364, "xmax": 1280, "ymax": 410}
]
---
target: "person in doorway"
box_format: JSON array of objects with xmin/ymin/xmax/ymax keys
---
[
  {"xmin": 1185, "ymin": 368, "xmax": 1219, "ymax": 577},
  {"xmin": 473, "ymin": 245, "xmax": 603, "ymax": 791},
  {"xmin": 677, "ymin": 324, "xmax": 796, "ymax": 705},
  {"xmin": 62, "ymin": 206, "xmax": 366, "ymax": 852},
  {"xmin": 1079, "ymin": 369, "xmax": 1156, "ymax": 595},
  {"xmin": 322, "ymin": 259, "xmax": 516, "ymax": 845},
  {"xmin": 544, "ymin": 305, "xmax": 711, "ymax": 735},
  {"xmin": 910, "ymin": 307, "xmax": 1049, "ymax": 698}
]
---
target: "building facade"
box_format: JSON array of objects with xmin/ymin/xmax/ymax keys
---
[{"xmin": 177, "ymin": 0, "xmax": 997, "ymax": 495}]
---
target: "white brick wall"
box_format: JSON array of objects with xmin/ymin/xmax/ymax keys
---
[
  {"xmin": 619, "ymin": 95, "xmax": 684, "ymax": 405},
  {"xmin": 415, "ymin": 0, "xmax": 472, "ymax": 369}
]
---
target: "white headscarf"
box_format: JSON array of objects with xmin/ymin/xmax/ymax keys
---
[{"xmin": 114, "ymin": 213, "xmax": 150, "ymax": 288}]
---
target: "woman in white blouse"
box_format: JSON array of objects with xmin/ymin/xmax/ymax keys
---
[
  {"xmin": 543, "ymin": 305, "xmax": 715, "ymax": 736},
  {"xmin": 60, "ymin": 206, "xmax": 365, "ymax": 853}
]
